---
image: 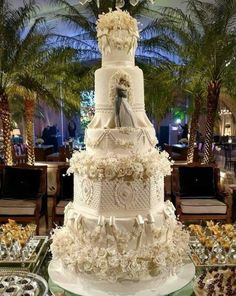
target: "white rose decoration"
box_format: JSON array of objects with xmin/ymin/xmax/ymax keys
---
[
  {"xmin": 97, "ymin": 258, "xmax": 108, "ymax": 273},
  {"xmin": 88, "ymin": 165, "xmax": 97, "ymax": 179},
  {"xmin": 105, "ymin": 166, "xmax": 116, "ymax": 179},
  {"xmin": 108, "ymin": 256, "xmax": 120, "ymax": 268},
  {"xmin": 83, "ymin": 261, "xmax": 93, "ymax": 272}
]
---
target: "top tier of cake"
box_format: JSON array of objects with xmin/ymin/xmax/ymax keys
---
[{"xmin": 97, "ymin": 9, "xmax": 139, "ymax": 67}]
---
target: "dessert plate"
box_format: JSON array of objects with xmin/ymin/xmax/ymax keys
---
[
  {"xmin": 48, "ymin": 260, "xmax": 195, "ymax": 296},
  {"xmin": 0, "ymin": 270, "xmax": 48, "ymax": 296}
]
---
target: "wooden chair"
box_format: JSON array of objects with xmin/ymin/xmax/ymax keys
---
[
  {"xmin": 52, "ymin": 165, "xmax": 73, "ymax": 225},
  {"xmin": 0, "ymin": 165, "xmax": 48, "ymax": 234},
  {"xmin": 172, "ymin": 164, "xmax": 232, "ymax": 223}
]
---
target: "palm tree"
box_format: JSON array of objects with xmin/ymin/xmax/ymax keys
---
[
  {"xmin": 174, "ymin": 65, "xmax": 206, "ymax": 163},
  {"xmin": 10, "ymin": 48, "xmax": 90, "ymax": 165},
  {"xmin": 24, "ymin": 95, "xmax": 36, "ymax": 164},
  {"xmin": 140, "ymin": 62, "xmax": 179, "ymax": 124},
  {"xmin": 190, "ymin": 0, "xmax": 236, "ymax": 164},
  {"xmin": 186, "ymin": 80, "xmax": 206, "ymax": 163},
  {"xmin": 0, "ymin": 0, "xmax": 50, "ymax": 165},
  {"xmin": 0, "ymin": 0, "xmax": 89, "ymax": 165},
  {"xmin": 161, "ymin": 0, "xmax": 236, "ymax": 164}
]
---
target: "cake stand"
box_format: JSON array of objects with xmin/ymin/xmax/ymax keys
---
[{"xmin": 48, "ymin": 260, "xmax": 195, "ymax": 296}]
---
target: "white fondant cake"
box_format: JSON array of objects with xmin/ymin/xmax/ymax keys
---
[{"xmin": 51, "ymin": 9, "xmax": 189, "ymax": 289}]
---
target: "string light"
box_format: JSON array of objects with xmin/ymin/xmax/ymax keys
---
[{"xmin": 219, "ymin": 108, "xmax": 232, "ymax": 116}]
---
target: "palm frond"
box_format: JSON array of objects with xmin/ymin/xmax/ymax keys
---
[
  {"xmin": 6, "ymin": 0, "xmax": 38, "ymax": 32},
  {"xmin": 10, "ymin": 17, "xmax": 47, "ymax": 70},
  {"xmin": 51, "ymin": 0, "xmax": 96, "ymax": 36}
]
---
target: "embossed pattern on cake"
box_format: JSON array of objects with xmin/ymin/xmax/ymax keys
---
[{"xmin": 51, "ymin": 9, "xmax": 189, "ymax": 283}]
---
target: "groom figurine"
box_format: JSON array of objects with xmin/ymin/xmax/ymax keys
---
[{"xmin": 115, "ymin": 82, "xmax": 137, "ymax": 128}]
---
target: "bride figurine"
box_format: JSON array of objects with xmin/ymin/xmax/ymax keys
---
[{"xmin": 115, "ymin": 80, "xmax": 137, "ymax": 128}]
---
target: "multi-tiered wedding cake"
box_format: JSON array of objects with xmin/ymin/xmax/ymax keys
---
[{"xmin": 51, "ymin": 9, "xmax": 189, "ymax": 292}]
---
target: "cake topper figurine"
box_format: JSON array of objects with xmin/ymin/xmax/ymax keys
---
[{"xmin": 115, "ymin": 79, "xmax": 137, "ymax": 127}]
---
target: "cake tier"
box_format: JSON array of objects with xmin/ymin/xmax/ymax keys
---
[
  {"xmin": 68, "ymin": 149, "xmax": 172, "ymax": 218},
  {"xmin": 51, "ymin": 201, "xmax": 189, "ymax": 282},
  {"xmin": 102, "ymin": 48, "xmax": 135, "ymax": 67},
  {"xmin": 94, "ymin": 66, "xmax": 144, "ymax": 108},
  {"xmin": 85, "ymin": 127, "xmax": 157, "ymax": 156},
  {"xmin": 97, "ymin": 11, "xmax": 139, "ymax": 66},
  {"xmin": 73, "ymin": 174, "xmax": 164, "ymax": 218},
  {"xmin": 89, "ymin": 66, "xmax": 152, "ymax": 129}
]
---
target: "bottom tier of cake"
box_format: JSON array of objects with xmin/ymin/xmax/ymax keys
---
[
  {"xmin": 49, "ymin": 260, "xmax": 195, "ymax": 296},
  {"xmin": 51, "ymin": 201, "xmax": 189, "ymax": 282}
]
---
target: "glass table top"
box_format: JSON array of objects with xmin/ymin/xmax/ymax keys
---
[
  {"xmin": 2, "ymin": 235, "xmax": 236, "ymax": 295},
  {"xmin": 5, "ymin": 236, "xmax": 235, "ymax": 296}
]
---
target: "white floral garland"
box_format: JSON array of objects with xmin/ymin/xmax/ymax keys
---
[
  {"xmin": 67, "ymin": 150, "xmax": 172, "ymax": 181},
  {"xmin": 51, "ymin": 213, "xmax": 189, "ymax": 282},
  {"xmin": 97, "ymin": 9, "xmax": 139, "ymax": 55}
]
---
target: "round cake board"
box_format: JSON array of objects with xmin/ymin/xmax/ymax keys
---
[{"xmin": 48, "ymin": 260, "xmax": 195, "ymax": 296}]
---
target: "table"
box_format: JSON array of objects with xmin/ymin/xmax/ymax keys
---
[
  {"xmin": 47, "ymin": 268, "xmax": 195, "ymax": 296},
  {"xmin": 0, "ymin": 237, "xmax": 198, "ymax": 296},
  {"xmin": 35, "ymin": 161, "xmax": 67, "ymax": 195},
  {"xmin": 34, "ymin": 145, "xmax": 54, "ymax": 161},
  {"xmin": 0, "ymin": 238, "xmax": 210, "ymax": 296}
]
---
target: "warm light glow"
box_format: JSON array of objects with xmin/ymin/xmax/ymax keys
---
[
  {"xmin": 220, "ymin": 171, "xmax": 226, "ymax": 178},
  {"xmin": 219, "ymin": 108, "xmax": 232, "ymax": 115},
  {"xmin": 11, "ymin": 129, "xmax": 21, "ymax": 136}
]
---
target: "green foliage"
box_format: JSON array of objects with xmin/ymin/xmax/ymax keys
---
[
  {"xmin": 171, "ymin": 107, "xmax": 185, "ymax": 121},
  {"xmin": 140, "ymin": 62, "xmax": 179, "ymax": 123},
  {"xmin": 0, "ymin": 0, "xmax": 92, "ymax": 123},
  {"xmin": 80, "ymin": 90, "xmax": 95, "ymax": 130},
  {"xmin": 161, "ymin": 0, "xmax": 236, "ymax": 87}
]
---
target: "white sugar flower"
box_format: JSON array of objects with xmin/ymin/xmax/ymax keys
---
[
  {"xmin": 97, "ymin": 258, "xmax": 108, "ymax": 272},
  {"xmin": 97, "ymin": 9, "xmax": 139, "ymax": 55},
  {"xmin": 82, "ymin": 261, "xmax": 93, "ymax": 272},
  {"xmin": 117, "ymin": 167, "xmax": 127, "ymax": 178},
  {"xmin": 108, "ymin": 255, "xmax": 120, "ymax": 268},
  {"xmin": 105, "ymin": 166, "xmax": 116, "ymax": 179},
  {"xmin": 68, "ymin": 149, "xmax": 172, "ymax": 181},
  {"xmin": 98, "ymin": 248, "xmax": 107, "ymax": 258},
  {"xmin": 132, "ymin": 162, "xmax": 144, "ymax": 174},
  {"xmin": 88, "ymin": 165, "xmax": 98, "ymax": 179}
]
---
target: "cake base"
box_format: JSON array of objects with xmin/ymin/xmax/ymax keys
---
[{"xmin": 48, "ymin": 260, "xmax": 195, "ymax": 296}]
